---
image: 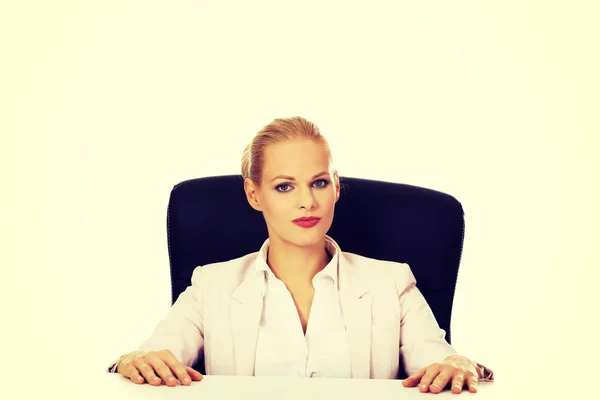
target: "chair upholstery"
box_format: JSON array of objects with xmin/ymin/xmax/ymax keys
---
[{"xmin": 166, "ymin": 175, "xmax": 465, "ymax": 378}]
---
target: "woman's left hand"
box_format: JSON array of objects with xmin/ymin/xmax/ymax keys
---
[{"xmin": 402, "ymin": 355, "xmax": 479, "ymax": 394}]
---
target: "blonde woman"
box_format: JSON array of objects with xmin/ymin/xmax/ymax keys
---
[{"xmin": 108, "ymin": 117, "xmax": 494, "ymax": 394}]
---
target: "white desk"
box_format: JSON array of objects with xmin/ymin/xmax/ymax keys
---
[{"xmin": 90, "ymin": 373, "xmax": 504, "ymax": 399}]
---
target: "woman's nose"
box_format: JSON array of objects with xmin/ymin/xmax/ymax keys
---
[{"xmin": 298, "ymin": 188, "xmax": 317, "ymax": 210}]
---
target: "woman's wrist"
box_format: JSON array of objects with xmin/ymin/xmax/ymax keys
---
[{"xmin": 442, "ymin": 355, "xmax": 479, "ymax": 376}]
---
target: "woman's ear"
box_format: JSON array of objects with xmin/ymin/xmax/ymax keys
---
[
  {"xmin": 333, "ymin": 170, "xmax": 341, "ymax": 203},
  {"xmin": 244, "ymin": 178, "xmax": 262, "ymax": 211}
]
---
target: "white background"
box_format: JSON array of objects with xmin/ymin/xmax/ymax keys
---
[{"xmin": 2, "ymin": 0, "xmax": 598, "ymax": 397}]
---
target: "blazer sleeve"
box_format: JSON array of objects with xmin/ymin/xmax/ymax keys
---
[
  {"xmin": 106, "ymin": 266, "xmax": 206, "ymax": 372},
  {"xmin": 396, "ymin": 266, "xmax": 494, "ymax": 381},
  {"xmin": 396, "ymin": 268, "xmax": 457, "ymax": 377}
]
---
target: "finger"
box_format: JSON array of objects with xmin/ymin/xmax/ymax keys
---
[
  {"xmin": 450, "ymin": 372, "xmax": 466, "ymax": 394},
  {"xmin": 429, "ymin": 368, "xmax": 454, "ymax": 394},
  {"xmin": 185, "ymin": 366, "xmax": 204, "ymax": 382},
  {"xmin": 160, "ymin": 351, "xmax": 196, "ymax": 386},
  {"xmin": 146, "ymin": 355, "xmax": 178, "ymax": 387},
  {"xmin": 119, "ymin": 362, "xmax": 144, "ymax": 384},
  {"xmin": 467, "ymin": 373, "xmax": 479, "ymax": 393},
  {"xmin": 133, "ymin": 359, "xmax": 162, "ymax": 386},
  {"xmin": 126, "ymin": 368, "xmax": 146, "ymax": 385},
  {"xmin": 117, "ymin": 354, "xmax": 146, "ymax": 384},
  {"xmin": 418, "ymin": 364, "xmax": 442, "ymax": 393},
  {"xmin": 402, "ymin": 367, "xmax": 426, "ymax": 387}
]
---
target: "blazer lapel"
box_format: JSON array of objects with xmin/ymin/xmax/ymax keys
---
[
  {"xmin": 229, "ymin": 260, "xmax": 264, "ymax": 376},
  {"xmin": 338, "ymin": 252, "xmax": 372, "ymax": 379}
]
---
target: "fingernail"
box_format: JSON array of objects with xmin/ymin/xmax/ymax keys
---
[{"xmin": 183, "ymin": 378, "xmax": 190, "ymax": 384}]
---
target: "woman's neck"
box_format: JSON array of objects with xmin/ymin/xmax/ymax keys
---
[{"xmin": 266, "ymin": 236, "xmax": 331, "ymax": 286}]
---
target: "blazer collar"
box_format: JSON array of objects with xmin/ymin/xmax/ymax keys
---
[
  {"xmin": 253, "ymin": 235, "xmax": 341, "ymax": 290},
  {"xmin": 231, "ymin": 235, "xmax": 362, "ymax": 302}
]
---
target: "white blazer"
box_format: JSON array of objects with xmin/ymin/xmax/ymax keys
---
[{"xmin": 129, "ymin": 236, "xmax": 467, "ymax": 379}]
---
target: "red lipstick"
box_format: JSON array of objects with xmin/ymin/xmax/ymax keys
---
[{"xmin": 292, "ymin": 216, "xmax": 321, "ymax": 228}]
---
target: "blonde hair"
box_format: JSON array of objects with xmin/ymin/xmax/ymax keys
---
[{"xmin": 241, "ymin": 116, "xmax": 334, "ymax": 186}]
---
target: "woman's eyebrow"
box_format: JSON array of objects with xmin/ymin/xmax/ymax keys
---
[{"xmin": 270, "ymin": 171, "xmax": 329, "ymax": 182}]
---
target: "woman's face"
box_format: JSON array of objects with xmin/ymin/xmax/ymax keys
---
[{"xmin": 244, "ymin": 139, "xmax": 340, "ymax": 249}]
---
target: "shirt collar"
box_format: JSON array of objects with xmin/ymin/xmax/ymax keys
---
[{"xmin": 254, "ymin": 236, "xmax": 339, "ymax": 287}]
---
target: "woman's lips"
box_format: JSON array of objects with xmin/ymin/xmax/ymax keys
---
[{"xmin": 292, "ymin": 218, "xmax": 321, "ymax": 228}]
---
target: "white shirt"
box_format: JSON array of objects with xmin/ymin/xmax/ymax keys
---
[{"xmin": 252, "ymin": 238, "xmax": 352, "ymax": 378}]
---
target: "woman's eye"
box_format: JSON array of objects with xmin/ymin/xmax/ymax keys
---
[
  {"xmin": 276, "ymin": 183, "xmax": 292, "ymax": 192},
  {"xmin": 313, "ymin": 179, "xmax": 329, "ymax": 188}
]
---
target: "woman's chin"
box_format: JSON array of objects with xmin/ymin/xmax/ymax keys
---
[{"xmin": 289, "ymin": 229, "xmax": 327, "ymax": 247}]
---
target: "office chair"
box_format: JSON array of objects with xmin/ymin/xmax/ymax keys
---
[{"xmin": 166, "ymin": 175, "xmax": 465, "ymax": 379}]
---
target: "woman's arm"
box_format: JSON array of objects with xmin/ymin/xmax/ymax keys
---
[
  {"xmin": 397, "ymin": 278, "xmax": 457, "ymax": 376},
  {"xmin": 396, "ymin": 268, "xmax": 493, "ymax": 382},
  {"xmin": 107, "ymin": 266, "xmax": 206, "ymax": 372}
]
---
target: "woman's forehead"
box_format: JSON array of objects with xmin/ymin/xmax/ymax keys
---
[{"xmin": 263, "ymin": 140, "xmax": 331, "ymax": 179}]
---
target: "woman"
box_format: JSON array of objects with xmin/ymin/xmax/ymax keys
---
[{"xmin": 108, "ymin": 117, "xmax": 494, "ymax": 394}]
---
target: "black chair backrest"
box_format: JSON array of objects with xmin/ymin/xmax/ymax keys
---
[{"xmin": 166, "ymin": 175, "xmax": 465, "ymax": 377}]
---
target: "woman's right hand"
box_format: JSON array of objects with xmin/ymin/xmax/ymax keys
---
[{"xmin": 116, "ymin": 350, "xmax": 204, "ymax": 386}]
